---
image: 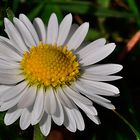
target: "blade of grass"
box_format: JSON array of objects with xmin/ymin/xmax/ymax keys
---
[
  {"xmin": 127, "ymin": 0, "xmax": 140, "ymax": 27},
  {"xmin": 113, "ymin": 110, "xmax": 140, "ymax": 140}
]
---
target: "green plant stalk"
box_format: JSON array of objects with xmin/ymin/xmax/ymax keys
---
[
  {"xmin": 33, "ymin": 125, "xmax": 45, "ymax": 140},
  {"xmin": 113, "ymin": 110, "xmax": 140, "ymax": 140}
]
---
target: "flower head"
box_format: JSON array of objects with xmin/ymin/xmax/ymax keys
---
[{"xmin": 0, "ymin": 13, "xmax": 122, "ymax": 136}]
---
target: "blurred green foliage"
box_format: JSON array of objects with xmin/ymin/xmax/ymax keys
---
[{"xmin": 0, "ymin": 0, "xmax": 140, "ymax": 140}]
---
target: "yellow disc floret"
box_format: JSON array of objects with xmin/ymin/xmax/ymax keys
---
[{"xmin": 20, "ymin": 42, "xmax": 80, "ymax": 88}]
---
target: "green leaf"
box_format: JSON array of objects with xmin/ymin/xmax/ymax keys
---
[
  {"xmin": 97, "ymin": 0, "xmax": 111, "ymax": 8},
  {"xmin": 6, "ymin": 7, "xmax": 15, "ymax": 21},
  {"xmin": 86, "ymin": 29, "xmax": 103, "ymax": 41},
  {"xmin": 0, "ymin": 112, "xmax": 4, "ymax": 124},
  {"xmin": 92, "ymin": 135, "xmax": 97, "ymax": 140},
  {"xmin": 0, "ymin": 20, "xmax": 3, "ymax": 27},
  {"xmin": 45, "ymin": 1, "xmax": 92, "ymax": 14},
  {"xmin": 33, "ymin": 125, "xmax": 45, "ymax": 140},
  {"xmin": 127, "ymin": 0, "xmax": 140, "ymax": 27},
  {"xmin": 94, "ymin": 8, "xmax": 136, "ymax": 18},
  {"xmin": 28, "ymin": 3, "xmax": 45, "ymax": 20},
  {"xmin": 41, "ymin": 4, "xmax": 63, "ymax": 23},
  {"xmin": 12, "ymin": 0, "xmax": 20, "ymax": 13},
  {"xmin": 60, "ymin": 3, "xmax": 90, "ymax": 14},
  {"xmin": 127, "ymin": 0, "xmax": 139, "ymax": 15},
  {"xmin": 115, "ymin": 131, "xmax": 128, "ymax": 140}
]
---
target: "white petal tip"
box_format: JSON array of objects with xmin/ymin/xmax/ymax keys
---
[
  {"xmin": 101, "ymin": 38, "xmax": 106, "ymax": 42},
  {"xmin": 50, "ymin": 13, "xmax": 57, "ymax": 18},
  {"xmin": 20, "ymin": 126, "xmax": 28, "ymax": 130},
  {"xmin": 112, "ymin": 106, "xmax": 116, "ymax": 110},
  {"xmin": 114, "ymin": 93, "xmax": 120, "ymax": 97},
  {"xmin": 96, "ymin": 121, "xmax": 101, "ymax": 125},
  {"xmin": 31, "ymin": 120, "xmax": 38, "ymax": 125},
  {"xmin": 83, "ymin": 22, "xmax": 89, "ymax": 28},
  {"xmin": 95, "ymin": 116, "xmax": 101, "ymax": 125},
  {"xmin": 106, "ymin": 43, "xmax": 116, "ymax": 50},
  {"xmin": 117, "ymin": 65, "xmax": 123, "ymax": 71},
  {"xmin": 4, "ymin": 18, "xmax": 10, "ymax": 24},
  {"xmin": 13, "ymin": 17, "xmax": 18, "ymax": 22},
  {"xmin": 4, "ymin": 122, "xmax": 10, "ymax": 126},
  {"xmin": 106, "ymin": 104, "xmax": 116, "ymax": 110},
  {"xmin": 115, "ymin": 89, "xmax": 120, "ymax": 94},
  {"xmin": 4, "ymin": 118, "xmax": 11, "ymax": 126},
  {"xmin": 67, "ymin": 13, "xmax": 72, "ymax": 19},
  {"xmin": 19, "ymin": 13, "xmax": 25, "ymax": 18}
]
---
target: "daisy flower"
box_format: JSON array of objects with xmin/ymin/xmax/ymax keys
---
[{"xmin": 0, "ymin": 13, "xmax": 122, "ymax": 136}]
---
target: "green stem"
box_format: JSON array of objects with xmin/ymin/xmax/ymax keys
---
[
  {"xmin": 33, "ymin": 125, "xmax": 45, "ymax": 140},
  {"xmin": 113, "ymin": 110, "xmax": 140, "ymax": 140}
]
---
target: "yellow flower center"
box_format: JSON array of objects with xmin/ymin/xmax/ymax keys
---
[{"xmin": 20, "ymin": 42, "xmax": 80, "ymax": 88}]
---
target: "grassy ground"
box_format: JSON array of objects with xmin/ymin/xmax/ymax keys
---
[{"xmin": 0, "ymin": 0, "xmax": 140, "ymax": 140}]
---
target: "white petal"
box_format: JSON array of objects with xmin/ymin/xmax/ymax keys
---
[
  {"xmin": 81, "ymin": 74, "xmax": 122, "ymax": 81},
  {"xmin": 20, "ymin": 108, "xmax": 31, "ymax": 130},
  {"xmin": 0, "ymin": 73, "xmax": 24, "ymax": 85},
  {"xmin": 64, "ymin": 24, "xmax": 79, "ymax": 45},
  {"xmin": 33, "ymin": 18, "xmax": 47, "ymax": 44},
  {"xmin": 63, "ymin": 107, "xmax": 76, "ymax": 132},
  {"xmin": 63, "ymin": 85, "xmax": 92, "ymax": 105},
  {"xmin": 80, "ymin": 43, "xmax": 116, "ymax": 66},
  {"xmin": 57, "ymin": 14, "xmax": 72, "ymax": 46},
  {"xmin": 31, "ymin": 88, "xmax": 45, "ymax": 125},
  {"xmin": 4, "ymin": 18, "xmax": 28, "ymax": 53},
  {"xmin": 67, "ymin": 22, "xmax": 89, "ymax": 50},
  {"xmin": 46, "ymin": 13, "xmax": 58, "ymax": 45},
  {"xmin": 0, "ymin": 81, "xmax": 27, "ymax": 102},
  {"xmin": 0, "ymin": 85, "xmax": 11, "ymax": 97},
  {"xmin": 72, "ymin": 83, "xmax": 112, "ymax": 103},
  {"xmin": 0, "ymin": 53, "xmax": 16, "ymax": 62},
  {"xmin": 0, "ymin": 36, "xmax": 23, "ymax": 55},
  {"xmin": 18, "ymin": 86, "xmax": 37, "ymax": 108},
  {"xmin": 19, "ymin": 14, "xmax": 39, "ymax": 45},
  {"xmin": 73, "ymin": 81, "xmax": 116, "ymax": 109},
  {"xmin": 86, "ymin": 114, "xmax": 100, "ymax": 125},
  {"xmin": 4, "ymin": 106, "xmax": 22, "ymax": 125},
  {"xmin": 39, "ymin": 113, "xmax": 51, "ymax": 136},
  {"xmin": 72, "ymin": 108, "xmax": 85, "ymax": 131},
  {"xmin": 52, "ymin": 92, "xmax": 64, "ymax": 126},
  {"xmin": 86, "ymin": 94, "xmax": 115, "ymax": 110},
  {"xmin": 89, "ymin": 94, "xmax": 111, "ymax": 103},
  {"xmin": 0, "ymin": 68, "xmax": 21, "ymax": 75},
  {"xmin": 13, "ymin": 17, "xmax": 36, "ymax": 47},
  {"xmin": 77, "ymin": 38, "xmax": 106, "ymax": 57},
  {"xmin": 75, "ymin": 79, "xmax": 120, "ymax": 96},
  {"xmin": 73, "ymin": 100, "xmax": 97, "ymax": 115},
  {"xmin": 84, "ymin": 64, "xmax": 123, "ymax": 75},
  {"xmin": 56, "ymin": 87, "xmax": 76, "ymax": 109},
  {"xmin": 0, "ymin": 86, "xmax": 28, "ymax": 111},
  {"xmin": 0, "ymin": 40, "xmax": 22, "ymax": 61},
  {"xmin": 44, "ymin": 87, "xmax": 57, "ymax": 115},
  {"xmin": 0, "ymin": 58, "xmax": 19, "ymax": 69},
  {"xmin": 82, "ymin": 79, "xmax": 120, "ymax": 94}
]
